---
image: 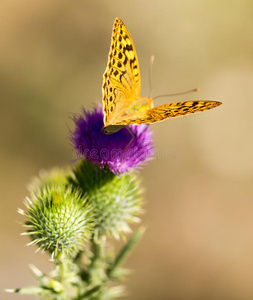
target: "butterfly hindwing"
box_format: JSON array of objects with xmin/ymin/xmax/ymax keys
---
[
  {"xmin": 111, "ymin": 100, "xmax": 222, "ymax": 125},
  {"xmin": 102, "ymin": 18, "xmax": 141, "ymax": 127}
]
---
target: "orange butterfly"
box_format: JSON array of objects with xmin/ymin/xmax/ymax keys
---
[{"xmin": 102, "ymin": 18, "xmax": 221, "ymax": 134}]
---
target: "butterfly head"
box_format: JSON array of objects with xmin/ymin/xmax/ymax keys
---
[{"xmin": 103, "ymin": 125, "xmax": 126, "ymax": 135}]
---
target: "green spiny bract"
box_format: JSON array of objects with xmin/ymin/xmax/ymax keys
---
[
  {"xmin": 20, "ymin": 185, "xmax": 93, "ymax": 256},
  {"xmin": 69, "ymin": 160, "xmax": 143, "ymax": 239}
]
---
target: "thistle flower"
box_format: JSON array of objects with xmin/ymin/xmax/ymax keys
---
[
  {"xmin": 69, "ymin": 160, "xmax": 143, "ymax": 239},
  {"xmin": 71, "ymin": 106, "xmax": 154, "ymax": 174},
  {"xmin": 20, "ymin": 186, "xmax": 93, "ymax": 256}
]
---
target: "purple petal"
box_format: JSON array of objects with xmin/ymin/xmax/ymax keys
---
[{"xmin": 71, "ymin": 106, "xmax": 154, "ymax": 174}]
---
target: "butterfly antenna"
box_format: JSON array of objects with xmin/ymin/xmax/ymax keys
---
[
  {"xmin": 153, "ymin": 88, "xmax": 200, "ymax": 100},
  {"xmin": 149, "ymin": 55, "xmax": 155, "ymax": 98}
]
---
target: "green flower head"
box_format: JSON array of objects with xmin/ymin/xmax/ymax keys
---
[
  {"xmin": 20, "ymin": 185, "xmax": 93, "ymax": 257},
  {"xmin": 69, "ymin": 161, "xmax": 143, "ymax": 239}
]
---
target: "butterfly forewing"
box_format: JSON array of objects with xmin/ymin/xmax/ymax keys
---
[{"xmin": 102, "ymin": 18, "xmax": 141, "ymax": 126}]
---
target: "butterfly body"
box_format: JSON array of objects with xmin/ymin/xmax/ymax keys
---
[
  {"xmin": 102, "ymin": 18, "xmax": 222, "ymax": 134},
  {"xmin": 103, "ymin": 125, "xmax": 126, "ymax": 134},
  {"xmin": 103, "ymin": 96, "xmax": 152, "ymax": 134}
]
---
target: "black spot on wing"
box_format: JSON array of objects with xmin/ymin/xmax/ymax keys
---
[{"xmin": 124, "ymin": 44, "xmax": 133, "ymax": 52}]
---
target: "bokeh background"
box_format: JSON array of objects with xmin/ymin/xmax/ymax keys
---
[{"xmin": 1, "ymin": 1, "xmax": 253, "ymax": 299}]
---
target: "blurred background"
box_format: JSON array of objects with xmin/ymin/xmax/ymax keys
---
[{"xmin": 1, "ymin": 0, "xmax": 253, "ymax": 299}]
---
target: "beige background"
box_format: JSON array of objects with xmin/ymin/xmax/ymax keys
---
[{"xmin": 1, "ymin": 1, "xmax": 253, "ymax": 299}]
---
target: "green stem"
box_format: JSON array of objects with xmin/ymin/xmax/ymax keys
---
[
  {"xmin": 88, "ymin": 237, "xmax": 106, "ymax": 286},
  {"xmin": 55, "ymin": 253, "xmax": 72, "ymax": 299}
]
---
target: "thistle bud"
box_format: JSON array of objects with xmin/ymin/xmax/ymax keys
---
[
  {"xmin": 69, "ymin": 161, "xmax": 143, "ymax": 239},
  {"xmin": 27, "ymin": 167, "xmax": 70, "ymax": 192},
  {"xmin": 21, "ymin": 185, "xmax": 93, "ymax": 256}
]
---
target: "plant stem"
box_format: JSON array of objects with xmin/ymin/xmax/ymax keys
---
[{"xmin": 88, "ymin": 237, "xmax": 106, "ymax": 286}]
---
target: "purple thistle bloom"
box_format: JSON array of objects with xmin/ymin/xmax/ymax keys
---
[{"xmin": 71, "ymin": 106, "xmax": 154, "ymax": 174}]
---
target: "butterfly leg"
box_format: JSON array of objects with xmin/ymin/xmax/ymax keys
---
[{"xmin": 124, "ymin": 126, "xmax": 135, "ymax": 151}]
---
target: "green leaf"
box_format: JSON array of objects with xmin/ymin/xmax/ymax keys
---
[
  {"xmin": 6, "ymin": 287, "xmax": 44, "ymax": 295},
  {"xmin": 107, "ymin": 227, "xmax": 145, "ymax": 278}
]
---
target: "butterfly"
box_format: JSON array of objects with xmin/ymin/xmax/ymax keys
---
[{"xmin": 102, "ymin": 18, "xmax": 221, "ymax": 134}]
